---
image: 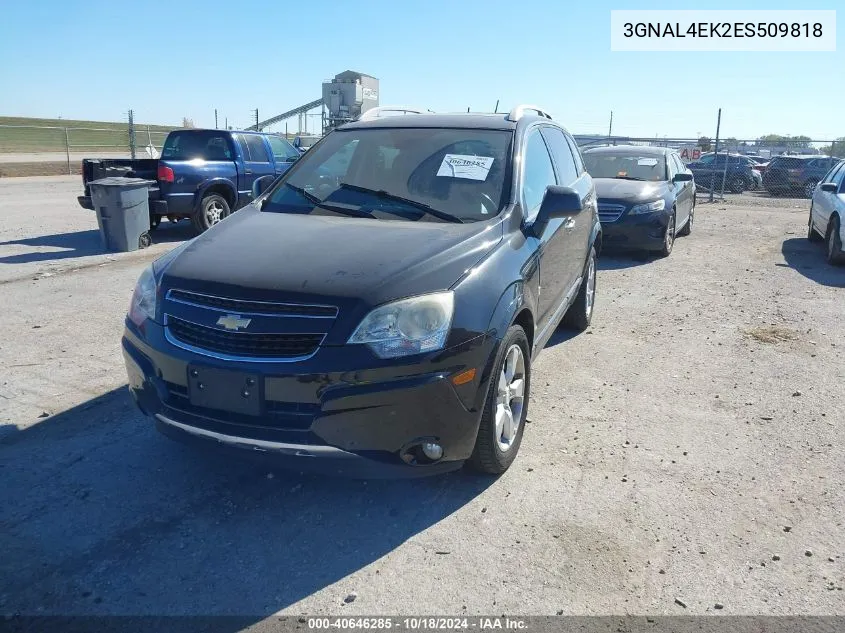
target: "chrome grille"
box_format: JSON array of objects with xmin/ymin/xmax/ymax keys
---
[
  {"xmin": 598, "ymin": 203, "xmax": 626, "ymax": 224},
  {"xmin": 168, "ymin": 289, "xmax": 337, "ymax": 318}
]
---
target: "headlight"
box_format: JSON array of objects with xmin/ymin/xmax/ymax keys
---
[
  {"xmin": 348, "ymin": 292, "xmax": 454, "ymax": 358},
  {"xmin": 629, "ymin": 199, "xmax": 666, "ymax": 215},
  {"xmin": 128, "ymin": 265, "xmax": 158, "ymax": 328}
]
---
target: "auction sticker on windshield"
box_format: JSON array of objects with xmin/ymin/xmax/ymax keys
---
[{"xmin": 437, "ymin": 155, "xmax": 494, "ymax": 181}]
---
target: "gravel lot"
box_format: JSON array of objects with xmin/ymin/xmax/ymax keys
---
[{"xmin": 1, "ymin": 176, "xmax": 843, "ymax": 619}]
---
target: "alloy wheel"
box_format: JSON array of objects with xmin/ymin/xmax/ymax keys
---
[
  {"xmin": 495, "ymin": 344, "xmax": 526, "ymax": 452},
  {"xmin": 205, "ymin": 200, "xmax": 225, "ymax": 225}
]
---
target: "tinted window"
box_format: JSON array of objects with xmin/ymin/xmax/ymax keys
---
[
  {"xmin": 262, "ymin": 128, "xmax": 512, "ymax": 223},
  {"xmin": 267, "ymin": 135, "xmax": 299, "ymax": 162},
  {"xmin": 565, "ymin": 133, "xmax": 586, "ymax": 174},
  {"xmin": 161, "ymin": 131, "xmax": 233, "ymax": 161},
  {"xmin": 522, "ymin": 130, "xmax": 557, "ymax": 222},
  {"xmin": 697, "ymin": 154, "xmax": 715, "ymax": 165},
  {"xmin": 666, "ymin": 154, "xmax": 678, "ymax": 179},
  {"xmin": 770, "ymin": 157, "xmax": 804, "ymax": 169},
  {"xmin": 244, "ymin": 135, "xmax": 271, "ymax": 163},
  {"xmin": 540, "ymin": 127, "xmax": 578, "ymax": 186}
]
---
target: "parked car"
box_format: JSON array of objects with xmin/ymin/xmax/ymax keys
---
[
  {"xmin": 746, "ymin": 155, "xmax": 770, "ymax": 173},
  {"xmin": 78, "ymin": 129, "xmax": 301, "ymax": 234},
  {"xmin": 123, "ymin": 106, "xmax": 602, "ymax": 477},
  {"xmin": 687, "ymin": 152, "xmax": 757, "ymax": 193},
  {"xmin": 750, "ymin": 168, "xmax": 763, "ymax": 190},
  {"xmin": 583, "ymin": 145, "xmax": 694, "ymax": 256},
  {"xmin": 293, "ymin": 134, "xmax": 321, "ymax": 153},
  {"xmin": 763, "ymin": 155, "xmax": 840, "ymax": 198},
  {"xmin": 807, "ymin": 158, "xmax": 845, "ymax": 265}
]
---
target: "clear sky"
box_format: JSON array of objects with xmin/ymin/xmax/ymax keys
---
[{"xmin": 0, "ymin": 0, "xmax": 841, "ymax": 141}]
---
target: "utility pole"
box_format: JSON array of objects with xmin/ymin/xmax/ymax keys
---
[
  {"xmin": 225, "ymin": 117, "xmax": 228, "ymax": 130},
  {"xmin": 254, "ymin": 109, "xmax": 259, "ymax": 129},
  {"xmin": 608, "ymin": 111, "xmax": 613, "ymax": 137},
  {"xmin": 214, "ymin": 109, "xmax": 218, "ymax": 129},
  {"xmin": 709, "ymin": 108, "xmax": 722, "ymax": 203},
  {"xmin": 127, "ymin": 109, "xmax": 136, "ymax": 159}
]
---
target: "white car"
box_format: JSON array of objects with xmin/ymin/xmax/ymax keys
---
[{"xmin": 808, "ymin": 159, "xmax": 845, "ymax": 265}]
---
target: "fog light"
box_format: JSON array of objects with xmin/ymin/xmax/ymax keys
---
[{"xmin": 421, "ymin": 442, "xmax": 443, "ymax": 461}]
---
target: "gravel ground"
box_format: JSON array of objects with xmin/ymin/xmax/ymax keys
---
[{"xmin": 0, "ymin": 176, "xmax": 843, "ymax": 619}]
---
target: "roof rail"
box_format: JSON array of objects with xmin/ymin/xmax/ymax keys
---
[
  {"xmin": 506, "ymin": 104, "xmax": 553, "ymax": 122},
  {"xmin": 356, "ymin": 106, "xmax": 430, "ymax": 121}
]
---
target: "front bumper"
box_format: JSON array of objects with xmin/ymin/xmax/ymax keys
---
[
  {"xmin": 123, "ymin": 321, "xmax": 495, "ymax": 477},
  {"xmin": 600, "ymin": 210, "xmax": 671, "ymax": 251}
]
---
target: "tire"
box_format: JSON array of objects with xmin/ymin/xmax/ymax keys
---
[
  {"xmin": 807, "ymin": 206, "xmax": 823, "ymax": 242},
  {"xmin": 826, "ymin": 216, "xmax": 845, "ymax": 266},
  {"xmin": 677, "ymin": 200, "xmax": 694, "ymax": 237},
  {"xmin": 658, "ymin": 210, "xmax": 676, "ymax": 257},
  {"xmin": 192, "ymin": 193, "xmax": 230, "ymax": 234},
  {"xmin": 466, "ymin": 325, "xmax": 531, "ymax": 475},
  {"xmin": 804, "ymin": 180, "xmax": 819, "ymax": 199},
  {"xmin": 729, "ymin": 177, "xmax": 746, "ymax": 194},
  {"xmin": 138, "ymin": 232, "xmax": 152, "ymax": 249},
  {"xmin": 149, "ymin": 213, "xmax": 161, "ymax": 231},
  {"xmin": 561, "ymin": 246, "xmax": 597, "ymax": 331}
]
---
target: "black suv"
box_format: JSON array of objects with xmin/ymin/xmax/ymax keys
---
[
  {"xmin": 123, "ymin": 106, "xmax": 601, "ymax": 477},
  {"xmin": 763, "ymin": 155, "xmax": 840, "ymax": 198}
]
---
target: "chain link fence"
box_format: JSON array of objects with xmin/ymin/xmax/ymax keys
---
[{"xmin": 1, "ymin": 114, "xmax": 843, "ymax": 198}]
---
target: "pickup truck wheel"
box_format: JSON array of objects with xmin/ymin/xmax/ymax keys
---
[
  {"xmin": 149, "ymin": 213, "xmax": 161, "ymax": 230},
  {"xmin": 561, "ymin": 246, "xmax": 597, "ymax": 331},
  {"xmin": 466, "ymin": 325, "xmax": 530, "ymax": 475},
  {"xmin": 192, "ymin": 194, "xmax": 230, "ymax": 234}
]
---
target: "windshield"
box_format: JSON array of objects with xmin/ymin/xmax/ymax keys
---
[
  {"xmin": 262, "ymin": 127, "xmax": 512, "ymax": 223},
  {"xmin": 583, "ymin": 152, "xmax": 667, "ymax": 181}
]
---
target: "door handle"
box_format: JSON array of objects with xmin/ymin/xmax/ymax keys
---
[{"xmin": 245, "ymin": 169, "xmax": 253, "ymax": 174}]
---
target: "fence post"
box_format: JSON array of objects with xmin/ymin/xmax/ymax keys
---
[
  {"xmin": 128, "ymin": 109, "xmax": 136, "ymax": 159},
  {"xmin": 64, "ymin": 128, "xmax": 71, "ymax": 175},
  {"xmin": 709, "ymin": 108, "xmax": 722, "ymax": 203}
]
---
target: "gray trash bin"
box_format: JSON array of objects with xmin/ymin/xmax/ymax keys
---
[{"xmin": 88, "ymin": 177, "xmax": 154, "ymax": 252}]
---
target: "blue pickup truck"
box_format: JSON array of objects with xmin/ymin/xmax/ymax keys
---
[{"xmin": 78, "ymin": 129, "xmax": 301, "ymax": 233}]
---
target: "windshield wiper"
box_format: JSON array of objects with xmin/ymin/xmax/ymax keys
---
[
  {"xmin": 337, "ymin": 182, "xmax": 464, "ymax": 224},
  {"xmin": 283, "ymin": 182, "xmax": 375, "ymax": 219},
  {"xmin": 614, "ymin": 175, "xmax": 646, "ymax": 181}
]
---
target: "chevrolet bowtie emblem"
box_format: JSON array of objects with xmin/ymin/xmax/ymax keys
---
[{"xmin": 216, "ymin": 314, "xmax": 251, "ymax": 331}]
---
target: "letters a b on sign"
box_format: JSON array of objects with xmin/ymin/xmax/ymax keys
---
[{"xmin": 679, "ymin": 147, "xmax": 701, "ymax": 163}]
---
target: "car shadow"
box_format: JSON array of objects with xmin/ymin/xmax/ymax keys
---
[
  {"xmin": 543, "ymin": 327, "xmax": 580, "ymax": 349},
  {"xmin": 0, "ymin": 223, "xmax": 193, "ymax": 265},
  {"xmin": 597, "ymin": 251, "xmax": 655, "ymax": 270},
  {"xmin": 780, "ymin": 237, "xmax": 845, "ymax": 287},
  {"xmin": 0, "ymin": 387, "xmax": 492, "ymax": 622}
]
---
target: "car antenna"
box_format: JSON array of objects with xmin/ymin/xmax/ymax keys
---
[{"xmin": 494, "ymin": 100, "xmax": 499, "ymax": 114}]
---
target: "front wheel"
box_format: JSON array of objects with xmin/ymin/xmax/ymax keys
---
[
  {"xmin": 807, "ymin": 206, "xmax": 823, "ymax": 242},
  {"xmin": 466, "ymin": 325, "xmax": 531, "ymax": 475},
  {"xmin": 658, "ymin": 211, "xmax": 676, "ymax": 257},
  {"xmin": 729, "ymin": 177, "xmax": 746, "ymax": 194},
  {"xmin": 827, "ymin": 216, "xmax": 845, "ymax": 266},
  {"xmin": 561, "ymin": 246, "xmax": 597, "ymax": 331},
  {"xmin": 192, "ymin": 193, "xmax": 230, "ymax": 234},
  {"xmin": 677, "ymin": 202, "xmax": 694, "ymax": 237}
]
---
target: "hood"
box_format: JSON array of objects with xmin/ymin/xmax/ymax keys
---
[
  {"xmin": 160, "ymin": 205, "xmax": 502, "ymax": 310},
  {"xmin": 593, "ymin": 178, "xmax": 667, "ymax": 202}
]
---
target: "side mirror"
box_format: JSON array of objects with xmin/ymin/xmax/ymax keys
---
[
  {"xmin": 535, "ymin": 185, "xmax": 584, "ymax": 224},
  {"xmin": 286, "ymin": 153, "xmax": 301, "ymax": 162},
  {"xmin": 252, "ymin": 175, "xmax": 278, "ymax": 199},
  {"xmin": 820, "ymin": 182, "xmax": 837, "ymax": 193},
  {"xmin": 673, "ymin": 173, "xmax": 693, "ymax": 182}
]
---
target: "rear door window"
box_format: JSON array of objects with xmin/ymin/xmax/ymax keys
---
[{"xmin": 244, "ymin": 135, "xmax": 271, "ymax": 163}]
